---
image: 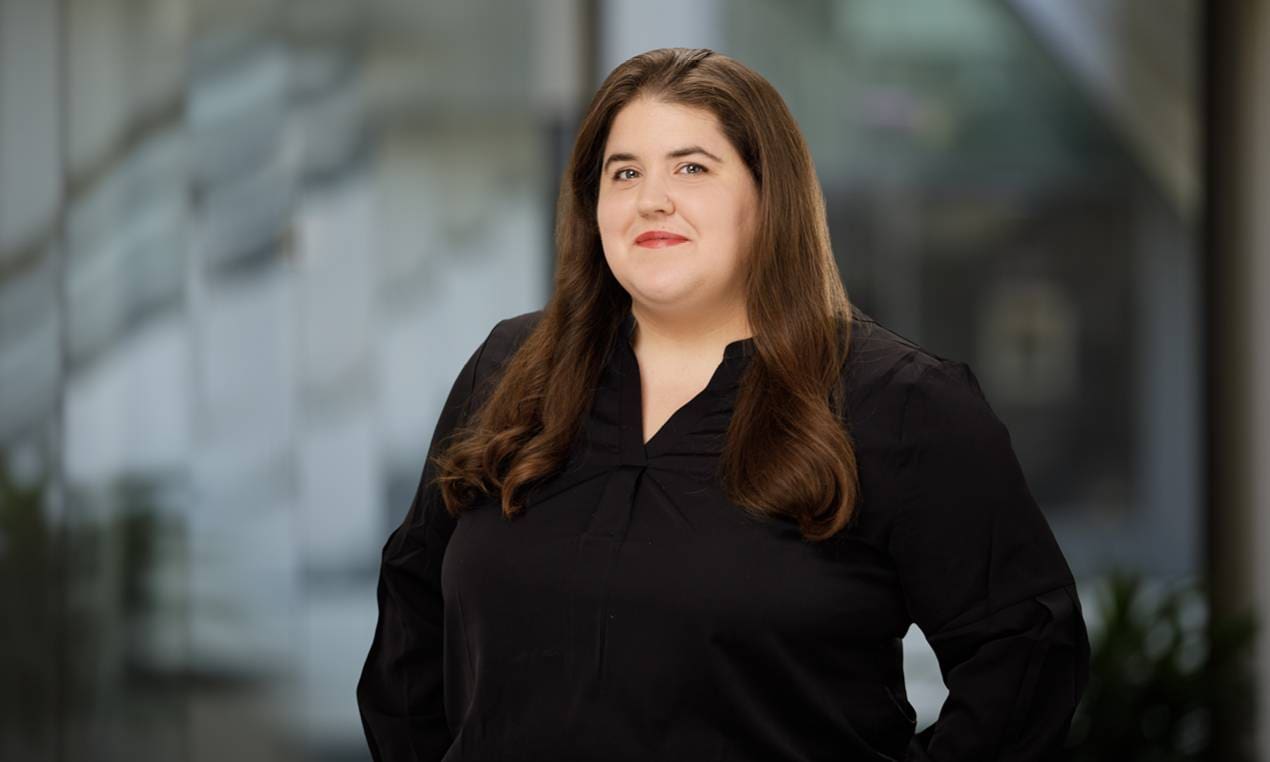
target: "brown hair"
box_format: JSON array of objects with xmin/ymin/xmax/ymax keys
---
[{"xmin": 434, "ymin": 47, "xmax": 859, "ymax": 542}]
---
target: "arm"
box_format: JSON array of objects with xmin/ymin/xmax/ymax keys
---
[
  {"xmin": 889, "ymin": 361, "xmax": 1091, "ymax": 762},
  {"xmin": 356, "ymin": 323, "xmax": 498, "ymax": 762}
]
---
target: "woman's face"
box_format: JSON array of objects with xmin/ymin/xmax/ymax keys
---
[{"xmin": 596, "ymin": 97, "xmax": 758, "ymax": 318}]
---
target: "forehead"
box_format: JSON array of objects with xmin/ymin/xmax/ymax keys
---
[{"xmin": 604, "ymin": 98, "xmax": 726, "ymax": 150}]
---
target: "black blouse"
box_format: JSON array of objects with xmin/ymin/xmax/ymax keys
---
[{"xmin": 357, "ymin": 305, "xmax": 1090, "ymax": 762}]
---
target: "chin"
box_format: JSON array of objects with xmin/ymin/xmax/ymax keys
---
[{"xmin": 631, "ymin": 282, "xmax": 706, "ymax": 308}]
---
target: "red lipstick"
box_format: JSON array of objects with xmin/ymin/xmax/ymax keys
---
[{"xmin": 634, "ymin": 230, "xmax": 689, "ymax": 248}]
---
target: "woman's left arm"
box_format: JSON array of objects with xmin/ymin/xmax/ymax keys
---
[{"xmin": 889, "ymin": 360, "xmax": 1092, "ymax": 762}]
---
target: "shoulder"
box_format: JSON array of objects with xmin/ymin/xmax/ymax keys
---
[
  {"xmin": 840, "ymin": 306, "xmax": 965, "ymax": 420},
  {"xmin": 471, "ymin": 308, "xmax": 545, "ymax": 382},
  {"xmin": 844, "ymin": 307, "xmax": 948, "ymax": 385},
  {"xmin": 838, "ymin": 307, "xmax": 1008, "ymax": 455},
  {"xmin": 490, "ymin": 308, "xmax": 545, "ymax": 347}
]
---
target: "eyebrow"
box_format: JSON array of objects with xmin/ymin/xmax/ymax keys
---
[{"xmin": 602, "ymin": 145, "xmax": 724, "ymax": 173}]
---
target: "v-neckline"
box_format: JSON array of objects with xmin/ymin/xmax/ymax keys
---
[{"xmin": 616, "ymin": 309, "xmax": 754, "ymax": 461}]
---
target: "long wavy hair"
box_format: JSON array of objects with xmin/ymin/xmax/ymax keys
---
[{"xmin": 434, "ymin": 47, "xmax": 859, "ymax": 542}]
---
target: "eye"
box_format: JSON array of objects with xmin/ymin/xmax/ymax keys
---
[{"xmin": 609, "ymin": 162, "xmax": 710, "ymax": 182}]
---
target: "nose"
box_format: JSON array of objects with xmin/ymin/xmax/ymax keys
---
[{"xmin": 636, "ymin": 172, "xmax": 674, "ymax": 216}]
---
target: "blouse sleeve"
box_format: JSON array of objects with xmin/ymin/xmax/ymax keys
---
[
  {"xmin": 889, "ymin": 360, "xmax": 1091, "ymax": 762},
  {"xmin": 355, "ymin": 324, "xmax": 497, "ymax": 762}
]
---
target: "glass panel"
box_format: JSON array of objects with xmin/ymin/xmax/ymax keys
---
[
  {"xmin": 0, "ymin": 0, "xmax": 558, "ymax": 758},
  {"xmin": 717, "ymin": 0, "xmax": 1202, "ymax": 733}
]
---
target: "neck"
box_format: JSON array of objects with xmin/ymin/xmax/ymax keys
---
[{"xmin": 629, "ymin": 303, "xmax": 752, "ymax": 359}]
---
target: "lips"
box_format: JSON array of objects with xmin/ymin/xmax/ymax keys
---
[{"xmin": 634, "ymin": 230, "xmax": 689, "ymax": 247}]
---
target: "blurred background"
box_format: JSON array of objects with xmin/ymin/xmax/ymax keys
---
[{"xmin": 0, "ymin": 0, "xmax": 1265, "ymax": 760}]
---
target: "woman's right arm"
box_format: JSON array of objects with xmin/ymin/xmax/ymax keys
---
[{"xmin": 356, "ymin": 324, "xmax": 497, "ymax": 762}]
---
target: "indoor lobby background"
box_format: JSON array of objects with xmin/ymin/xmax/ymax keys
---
[{"xmin": 2, "ymin": 0, "xmax": 1267, "ymax": 760}]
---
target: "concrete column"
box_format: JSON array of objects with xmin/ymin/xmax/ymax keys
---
[{"xmin": 1208, "ymin": 2, "xmax": 1270, "ymax": 759}]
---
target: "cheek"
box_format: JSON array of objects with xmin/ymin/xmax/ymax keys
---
[
  {"xmin": 595, "ymin": 204, "xmax": 626, "ymax": 271},
  {"xmin": 726, "ymin": 189, "xmax": 757, "ymax": 227},
  {"xmin": 596, "ymin": 202, "xmax": 623, "ymax": 241},
  {"xmin": 705, "ymin": 198, "xmax": 753, "ymax": 276},
  {"xmin": 702, "ymin": 197, "xmax": 748, "ymax": 241},
  {"xmin": 726, "ymin": 192, "xmax": 758, "ymax": 246}
]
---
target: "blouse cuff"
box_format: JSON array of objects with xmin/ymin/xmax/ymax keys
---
[{"xmin": 906, "ymin": 583, "xmax": 1090, "ymax": 762}]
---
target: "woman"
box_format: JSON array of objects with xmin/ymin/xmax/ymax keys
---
[{"xmin": 357, "ymin": 47, "xmax": 1089, "ymax": 762}]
